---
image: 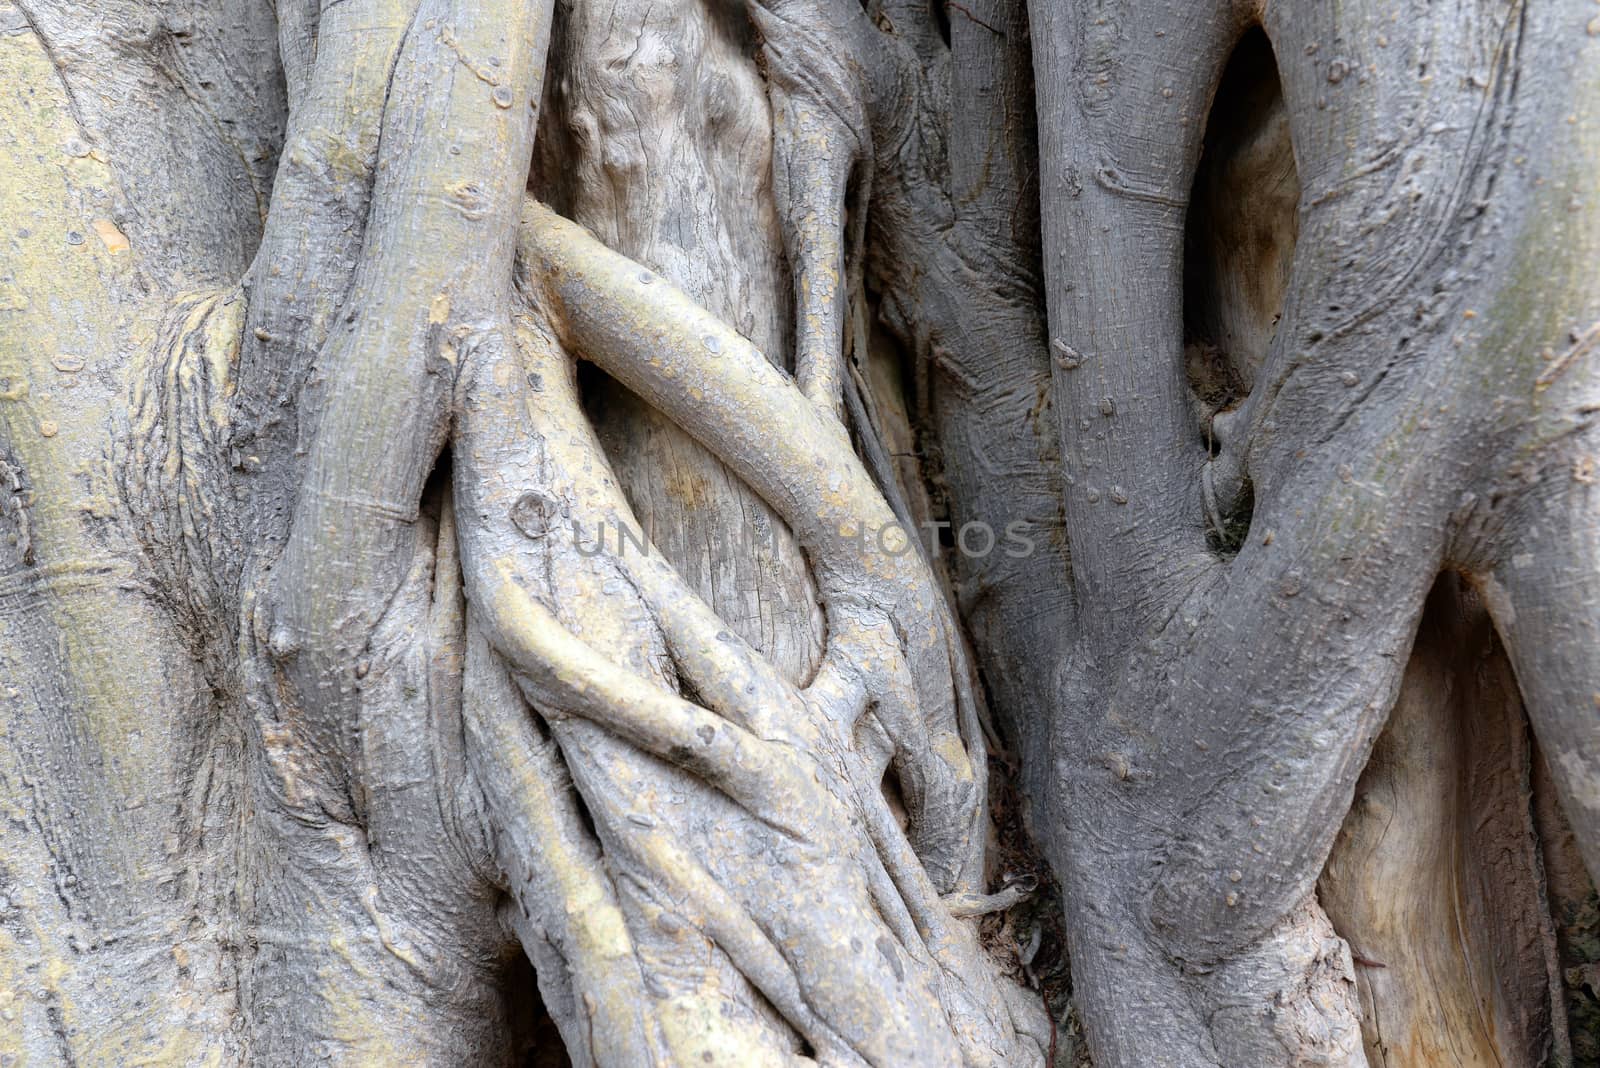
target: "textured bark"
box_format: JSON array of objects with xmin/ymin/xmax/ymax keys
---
[
  {"xmin": 2, "ymin": 0, "xmax": 1598, "ymax": 1064},
  {"xmin": 1022, "ymin": 0, "xmax": 1600, "ymax": 1062}
]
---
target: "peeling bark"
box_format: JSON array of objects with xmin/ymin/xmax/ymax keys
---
[{"xmin": 1320, "ymin": 577, "xmax": 1566, "ymax": 1067}]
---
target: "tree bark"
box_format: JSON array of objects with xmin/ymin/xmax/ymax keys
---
[{"xmin": 2, "ymin": 0, "xmax": 1597, "ymax": 1064}]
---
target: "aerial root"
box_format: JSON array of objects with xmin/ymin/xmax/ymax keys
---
[
  {"xmin": 259, "ymin": 0, "xmax": 553, "ymax": 791},
  {"xmin": 610, "ymin": 819, "xmax": 865, "ymax": 1066},
  {"xmin": 517, "ymin": 199, "xmax": 987, "ymax": 890},
  {"xmin": 744, "ymin": 0, "xmax": 872, "ymax": 417},
  {"xmin": 452, "ymin": 329, "xmax": 827, "ymax": 839},
  {"xmin": 612, "ymin": 542, "xmax": 803, "ymax": 744},
  {"xmin": 942, "ymin": 875, "xmax": 1039, "ymax": 920},
  {"xmin": 211, "ymin": 0, "xmax": 1040, "ymax": 1058},
  {"xmin": 234, "ymin": 0, "xmax": 416, "ymax": 445},
  {"xmin": 468, "ymin": 546, "xmax": 823, "ymax": 839},
  {"xmin": 446, "ymin": 269, "xmax": 1041, "ymax": 1063},
  {"xmin": 461, "ymin": 617, "xmax": 662, "ymax": 1066}
]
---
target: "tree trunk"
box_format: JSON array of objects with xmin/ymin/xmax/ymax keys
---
[{"xmin": 1, "ymin": 0, "xmax": 1596, "ymax": 1065}]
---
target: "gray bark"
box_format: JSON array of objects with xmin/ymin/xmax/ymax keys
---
[
  {"xmin": 1024, "ymin": 0, "xmax": 1600, "ymax": 1062},
  {"xmin": 1, "ymin": 0, "xmax": 1597, "ymax": 1065}
]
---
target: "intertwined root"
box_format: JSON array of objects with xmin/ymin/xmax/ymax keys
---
[
  {"xmin": 446, "ymin": 200, "xmax": 1047, "ymax": 1065},
  {"xmin": 214, "ymin": 0, "xmax": 1045, "ymax": 1053}
]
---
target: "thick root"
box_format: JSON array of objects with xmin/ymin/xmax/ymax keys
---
[
  {"xmin": 517, "ymin": 200, "xmax": 988, "ymax": 889},
  {"xmin": 449, "ymin": 285, "xmax": 1045, "ymax": 1064}
]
